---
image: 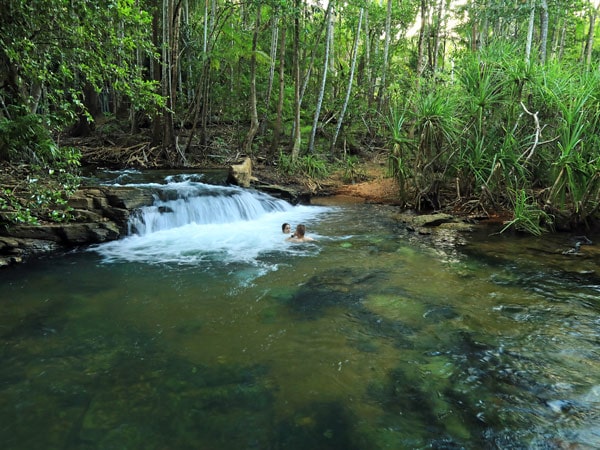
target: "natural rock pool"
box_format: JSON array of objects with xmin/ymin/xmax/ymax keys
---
[{"xmin": 1, "ymin": 171, "xmax": 599, "ymax": 449}]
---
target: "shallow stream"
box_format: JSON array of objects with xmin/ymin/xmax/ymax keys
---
[{"xmin": 1, "ymin": 171, "xmax": 599, "ymax": 449}]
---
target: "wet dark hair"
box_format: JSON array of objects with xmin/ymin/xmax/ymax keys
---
[
  {"xmin": 282, "ymin": 223, "xmax": 290, "ymax": 232},
  {"xmin": 295, "ymin": 224, "xmax": 306, "ymax": 237}
]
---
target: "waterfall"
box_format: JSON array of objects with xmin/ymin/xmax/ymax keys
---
[
  {"xmin": 90, "ymin": 172, "xmax": 331, "ymax": 267},
  {"xmin": 128, "ymin": 182, "xmax": 294, "ymax": 236}
]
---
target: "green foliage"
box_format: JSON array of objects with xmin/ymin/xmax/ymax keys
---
[
  {"xmin": 0, "ymin": 0, "xmax": 159, "ymax": 157},
  {"xmin": 500, "ymin": 189, "xmax": 553, "ymax": 236},
  {"xmin": 339, "ymin": 155, "xmax": 366, "ymax": 183},
  {"xmin": 277, "ymin": 150, "xmax": 330, "ymax": 179},
  {"xmin": 458, "ymin": 49, "xmax": 509, "ymax": 116},
  {"xmin": 412, "ymin": 85, "xmax": 461, "ymax": 164},
  {"xmin": 384, "ymin": 35, "xmax": 600, "ymax": 231},
  {"xmin": 384, "ymin": 104, "xmax": 412, "ymax": 177},
  {"xmin": 298, "ymin": 154, "xmax": 329, "ymax": 179},
  {"xmin": 0, "ymin": 0, "xmax": 598, "ymax": 235},
  {"xmin": 278, "ymin": 150, "xmax": 296, "ymax": 175},
  {"xmin": 0, "ymin": 189, "xmax": 39, "ymax": 225},
  {"xmin": 0, "ymin": 109, "xmax": 81, "ymax": 224},
  {"xmin": 0, "ymin": 163, "xmax": 80, "ymax": 226},
  {"xmin": 0, "ymin": 107, "xmax": 60, "ymax": 164},
  {"xmin": 536, "ymin": 66, "xmax": 600, "ymax": 217}
]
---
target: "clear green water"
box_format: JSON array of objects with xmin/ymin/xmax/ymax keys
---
[{"xmin": 1, "ymin": 203, "xmax": 599, "ymax": 449}]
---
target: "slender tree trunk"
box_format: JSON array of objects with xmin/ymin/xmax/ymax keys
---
[
  {"xmin": 550, "ymin": 9, "xmax": 561, "ymax": 60},
  {"xmin": 270, "ymin": 25, "xmax": 286, "ymax": 158},
  {"xmin": 130, "ymin": 44, "xmax": 143, "ymax": 133},
  {"xmin": 331, "ymin": 7, "xmax": 363, "ymax": 154},
  {"xmin": 243, "ymin": 4, "xmax": 261, "ymax": 154},
  {"xmin": 151, "ymin": 6, "xmax": 163, "ymax": 147},
  {"xmin": 584, "ymin": 5, "xmax": 598, "ymax": 70},
  {"xmin": 539, "ymin": 0, "xmax": 549, "ymax": 64},
  {"xmin": 469, "ymin": 0, "xmax": 477, "ymax": 51},
  {"xmin": 376, "ymin": 0, "xmax": 392, "ymax": 113},
  {"xmin": 162, "ymin": 0, "xmax": 174, "ymax": 149},
  {"xmin": 290, "ymin": 0, "xmax": 326, "ymax": 157},
  {"xmin": 185, "ymin": 0, "xmax": 216, "ymax": 154},
  {"xmin": 364, "ymin": 8, "xmax": 375, "ymax": 109},
  {"xmin": 298, "ymin": 7, "xmax": 329, "ymax": 111},
  {"xmin": 291, "ymin": 0, "xmax": 301, "ymax": 161},
  {"xmin": 182, "ymin": 0, "xmax": 193, "ymax": 103},
  {"xmin": 431, "ymin": 0, "xmax": 445, "ymax": 74},
  {"xmin": 525, "ymin": 0, "xmax": 535, "ymax": 65},
  {"xmin": 416, "ymin": 0, "xmax": 429, "ymax": 82},
  {"xmin": 261, "ymin": 13, "xmax": 279, "ymax": 136},
  {"xmin": 558, "ymin": 8, "xmax": 567, "ymax": 60},
  {"xmin": 308, "ymin": 3, "xmax": 332, "ymax": 154},
  {"xmin": 153, "ymin": 0, "xmax": 182, "ymax": 162},
  {"xmin": 480, "ymin": 0, "xmax": 489, "ymax": 48}
]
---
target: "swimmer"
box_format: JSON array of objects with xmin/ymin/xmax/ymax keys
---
[{"xmin": 286, "ymin": 224, "xmax": 315, "ymax": 242}]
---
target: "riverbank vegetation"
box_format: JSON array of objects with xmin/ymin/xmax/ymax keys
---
[{"xmin": 1, "ymin": 0, "xmax": 599, "ymax": 234}]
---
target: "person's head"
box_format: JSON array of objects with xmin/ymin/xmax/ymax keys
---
[
  {"xmin": 294, "ymin": 224, "xmax": 306, "ymax": 237},
  {"xmin": 282, "ymin": 223, "xmax": 291, "ymax": 233}
]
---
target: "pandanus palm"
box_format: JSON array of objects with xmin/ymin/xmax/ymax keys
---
[
  {"xmin": 409, "ymin": 84, "xmax": 462, "ymax": 209},
  {"xmin": 541, "ymin": 68, "xmax": 600, "ymax": 224}
]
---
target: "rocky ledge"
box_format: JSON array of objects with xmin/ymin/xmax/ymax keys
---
[{"xmin": 0, "ymin": 186, "xmax": 155, "ymax": 268}]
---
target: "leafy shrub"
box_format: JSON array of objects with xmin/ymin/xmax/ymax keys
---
[
  {"xmin": 298, "ymin": 154, "xmax": 329, "ymax": 179},
  {"xmin": 340, "ymin": 155, "xmax": 366, "ymax": 183},
  {"xmin": 278, "ymin": 150, "xmax": 296, "ymax": 174},
  {"xmin": 501, "ymin": 189, "xmax": 553, "ymax": 236}
]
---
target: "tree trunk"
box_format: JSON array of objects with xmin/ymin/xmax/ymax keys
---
[
  {"xmin": 308, "ymin": 2, "xmax": 333, "ymax": 154},
  {"xmin": 539, "ymin": 0, "xmax": 549, "ymax": 64},
  {"xmin": 363, "ymin": 8, "xmax": 374, "ymax": 109},
  {"xmin": 184, "ymin": 0, "xmax": 217, "ymax": 155},
  {"xmin": 243, "ymin": 4, "xmax": 261, "ymax": 155},
  {"xmin": 151, "ymin": 7, "xmax": 163, "ymax": 148},
  {"xmin": 270, "ymin": 25, "xmax": 286, "ymax": 158},
  {"xmin": 431, "ymin": 0, "xmax": 446, "ymax": 74},
  {"xmin": 299, "ymin": 6, "xmax": 329, "ymax": 111},
  {"xmin": 130, "ymin": 43, "xmax": 143, "ymax": 133},
  {"xmin": 376, "ymin": 0, "xmax": 393, "ymax": 114},
  {"xmin": 162, "ymin": 0, "xmax": 175, "ymax": 150},
  {"xmin": 152, "ymin": 0, "xmax": 182, "ymax": 162},
  {"xmin": 291, "ymin": 0, "xmax": 301, "ymax": 161},
  {"xmin": 331, "ymin": 7, "xmax": 363, "ymax": 154},
  {"xmin": 584, "ymin": 5, "xmax": 598, "ymax": 70},
  {"xmin": 261, "ymin": 13, "xmax": 279, "ymax": 136},
  {"xmin": 525, "ymin": 0, "xmax": 535, "ymax": 65},
  {"xmin": 416, "ymin": 0, "xmax": 428, "ymax": 78},
  {"xmin": 557, "ymin": 8, "xmax": 567, "ymax": 60},
  {"xmin": 469, "ymin": 0, "xmax": 478, "ymax": 51}
]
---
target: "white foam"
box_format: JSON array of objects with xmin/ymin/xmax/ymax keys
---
[{"xmin": 90, "ymin": 181, "xmax": 330, "ymax": 267}]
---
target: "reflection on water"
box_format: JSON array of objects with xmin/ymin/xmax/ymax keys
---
[{"xmin": 1, "ymin": 188, "xmax": 600, "ymax": 448}]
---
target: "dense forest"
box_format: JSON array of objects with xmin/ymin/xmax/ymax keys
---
[{"xmin": 1, "ymin": 0, "xmax": 599, "ymax": 234}]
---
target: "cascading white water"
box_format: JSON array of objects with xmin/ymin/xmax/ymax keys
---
[
  {"xmin": 91, "ymin": 173, "xmax": 332, "ymax": 267},
  {"xmin": 128, "ymin": 183, "xmax": 295, "ymax": 235}
]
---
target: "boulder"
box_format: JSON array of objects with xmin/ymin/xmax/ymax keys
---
[
  {"xmin": 227, "ymin": 157, "xmax": 257, "ymax": 188},
  {"xmin": 0, "ymin": 236, "xmax": 60, "ymax": 267}
]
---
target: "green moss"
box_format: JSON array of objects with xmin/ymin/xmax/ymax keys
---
[{"xmin": 363, "ymin": 294, "xmax": 427, "ymax": 326}]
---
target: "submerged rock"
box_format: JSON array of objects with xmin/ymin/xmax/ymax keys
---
[{"xmin": 394, "ymin": 212, "xmax": 474, "ymax": 236}]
